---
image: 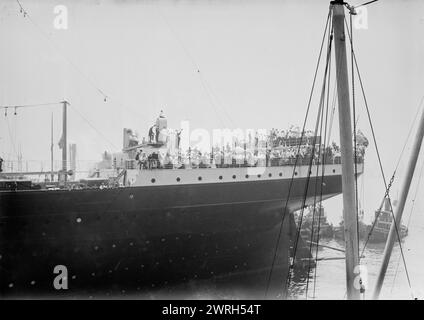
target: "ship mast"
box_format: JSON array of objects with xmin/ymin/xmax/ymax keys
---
[
  {"xmin": 51, "ymin": 112, "xmax": 54, "ymax": 182},
  {"xmin": 61, "ymin": 100, "xmax": 68, "ymax": 185},
  {"xmin": 373, "ymin": 103, "xmax": 424, "ymax": 299},
  {"xmin": 331, "ymin": 0, "xmax": 360, "ymax": 300}
]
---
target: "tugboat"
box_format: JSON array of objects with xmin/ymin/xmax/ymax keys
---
[
  {"xmin": 367, "ymin": 198, "xmax": 408, "ymax": 243},
  {"xmin": 334, "ymin": 198, "xmax": 408, "ymax": 243},
  {"xmin": 333, "ymin": 208, "xmax": 368, "ymax": 241},
  {"xmin": 297, "ymin": 203, "xmax": 334, "ymax": 242}
]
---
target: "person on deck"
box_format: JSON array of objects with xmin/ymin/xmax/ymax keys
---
[
  {"xmin": 155, "ymin": 126, "xmax": 160, "ymax": 143},
  {"xmin": 176, "ymin": 129, "xmax": 183, "ymax": 149},
  {"xmin": 148, "ymin": 126, "xmax": 155, "ymax": 143},
  {"xmin": 135, "ymin": 150, "xmax": 143, "ymax": 170}
]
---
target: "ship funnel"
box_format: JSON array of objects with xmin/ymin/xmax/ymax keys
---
[{"xmin": 123, "ymin": 128, "xmax": 139, "ymax": 149}]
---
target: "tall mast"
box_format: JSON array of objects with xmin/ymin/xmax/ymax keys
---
[
  {"xmin": 61, "ymin": 100, "xmax": 68, "ymax": 185},
  {"xmin": 373, "ymin": 103, "xmax": 424, "ymax": 299},
  {"xmin": 331, "ymin": 0, "xmax": 360, "ymax": 300},
  {"xmin": 51, "ymin": 112, "xmax": 54, "ymax": 182}
]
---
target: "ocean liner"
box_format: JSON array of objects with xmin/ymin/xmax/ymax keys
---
[{"xmin": 0, "ymin": 109, "xmax": 365, "ymax": 298}]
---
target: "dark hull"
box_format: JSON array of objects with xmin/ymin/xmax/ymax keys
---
[
  {"xmin": 0, "ymin": 175, "xmax": 342, "ymax": 298},
  {"xmin": 366, "ymin": 226, "xmax": 408, "ymax": 243}
]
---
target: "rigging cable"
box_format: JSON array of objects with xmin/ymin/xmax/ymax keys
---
[
  {"xmin": 15, "ymin": 0, "xmax": 108, "ymax": 101},
  {"xmin": 156, "ymin": 7, "xmax": 234, "ymax": 128},
  {"xmin": 326, "ymin": 79, "xmax": 338, "ymax": 148},
  {"xmin": 13, "ymin": 1, "xmax": 147, "ymax": 132},
  {"xmin": 344, "ymin": 18, "xmax": 413, "ymax": 296},
  {"xmin": 361, "ymin": 95, "xmax": 424, "ymax": 256},
  {"xmin": 312, "ymin": 22, "xmax": 334, "ymax": 299},
  {"xmin": 288, "ymin": 20, "xmax": 333, "ymax": 297},
  {"xmin": 68, "ymin": 104, "xmax": 118, "ymax": 150},
  {"xmin": 2, "ymin": 101, "xmax": 118, "ymax": 159},
  {"xmin": 348, "ymin": 11, "xmax": 361, "ymax": 261},
  {"xmin": 390, "ymin": 156, "xmax": 424, "ymax": 297},
  {"xmin": 4, "ymin": 117, "xmax": 18, "ymax": 159},
  {"xmin": 0, "ymin": 102, "xmax": 61, "ymax": 110},
  {"xmin": 305, "ymin": 84, "xmax": 326, "ymax": 300},
  {"xmin": 306, "ymin": 19, "xmax": 333, "ymax": 299},
  {"xmin": 264, "ymin": 9, "xmax": 332, "ymax": 298}
]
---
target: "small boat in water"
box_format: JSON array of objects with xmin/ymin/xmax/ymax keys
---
[
  {"xmin": 334, "ymin": 198, "xmax": 408, "ymax": 243},
  {"xmin": 297, "ymin": 204, "xmax": 334, "ymax": 242},
  {"xmin": 366, "ymin": 198, "xmax": 408, "ymax": 243}
]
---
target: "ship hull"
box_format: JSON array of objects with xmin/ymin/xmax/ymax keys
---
[{"xmin": 0, "ymin": 174, "xmax": 342, "ymax": 298}]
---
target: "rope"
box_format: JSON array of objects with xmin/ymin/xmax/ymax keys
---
[
  {"xmin": 348, "ymin": 12, "xmax": 361, "ymax": 260},
  {"xmin": 15, "ymin": 0, "xmax": 109, "ymax": 101},
  {"xmin": 390, "ymin": 156, "xmax": 424, "ymax": 297},
  {"xmin": 13, "ymin": 1, "xmax": 146, "ymax": 127},
  {"xmin": 5, "ymin": 117, "xmax": 18, "ymax": 159},
  {"xmin": 306, "ymin": 21, "xmax": 333, "ymax": 299},
  {"xmin": 344, "ymin": 18, "xmax": 413, "ymax": 295},
  {"xmin": 360, "ymin": 98, "xmax": 423, "ymax": 253},
  {"xmin": 68, "ymin": 105, "xmax": 118, "ymax": 150},
  {"xmin": 0, "ymin": 102, "xmax": 61, "ymax": 109},
  {"xmin": 312, "ymin": 23, "xmax": 333, "ymax": 299},
  {"xmin": 156, "ymin": 7, "xmax": 234, "ymax": 128},
  {"xmin": 264, "ymin": 9, "xmax": 332, "ymax": 298},
  {"xmin": 326, "ymin": 80, "xmax": 338, "ymax": 147},
  {"xmin": 305, "ymin": 87, "xmax": 325, "ymax": 300},
  {"xmin": 355, "ymin": 0, "xmax": 379, "ymax": 9},
  {"xmin": 289, "ymin": 21, "xmax": 334, "ymax": 297}
]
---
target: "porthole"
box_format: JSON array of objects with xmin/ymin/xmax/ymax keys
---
[
  {"xmin": 232, "ymin": 175, "xmax": 236, "ymax": 179},
  {"xmin": 279, "ymin": 172, "xmax": 283, "ymax": 177},
  {"xmin": 333, "ymin": 169, "xmax": 336, "ymax": 173},
  {"xmin": 151, "ymin": 178, "xmax": 156, "ymax": 183},
  {"xmin": 176, "ymin": 177, "xmax": 181, "ymax": 182},
  {"xmin": 245, "ymin": 174, "xmax": 249, "ymax": 178},
  {"xmin": 268, "ymin": 173, "xmax": 272, "ymax": 177},
  {"xmin": 257, "ymin": 174, "xmax": 261, "ymax": 178},
  {"xmin": 219, "ymin": 176, "xmax": 223, "ymax": 180},
  {"xmin": 295, "ymin": 172, "xmax": 298, "ymax": 176},
  {"xmin": 198, "ymin": 176, "xmax": 202, "ymax": 181}
]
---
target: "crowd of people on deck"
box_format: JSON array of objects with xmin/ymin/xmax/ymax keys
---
[
  {"xmin": 132, "ymin": 128, "xmax": 368, "ymax": 170},
  {"xmin": 125, "ymin": 112, "xmax": 368, "ymax": 170}
]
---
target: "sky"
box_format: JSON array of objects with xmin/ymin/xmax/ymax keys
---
[{"xmin": 1, "ymin": 0, "xmax": 424, "ymax": 223}]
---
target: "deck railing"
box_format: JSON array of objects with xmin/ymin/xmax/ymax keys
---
[{"xmin": 125, "ymin": 154, "xmax": 363, "ymax": 170}]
